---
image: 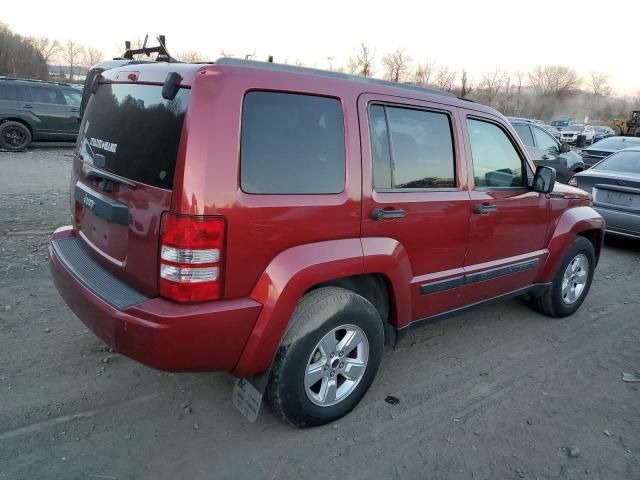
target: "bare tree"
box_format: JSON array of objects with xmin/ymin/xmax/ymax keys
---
[
  {"xmin": 434, "ymin": 66, "xmax": 456, "ymax": 91},
  {"xmin": 175, "ymin": 50, "xmax": 209, "ymax": 63},
  {"xmin": 528, "ymin": 64, "xmax": 581, "ymax": 96},
  {"xmin": 478, "ymin": 69, "xmax": 508, "ymax": 103},
  {"xmin": 28, "ymin": 37, "xmax": 61, "ymax": 64},
  {"xmin": 219, "ymin": 49, "xmax": 235, "ymax": 58},
  {"xmin": 459, "ymin": 69, "xmax": 472, "ymax": 98},
  {"xmin": 62, "ymin": 40, "xmax": 83, "ymax": 80},
  {"xmin": 381, "ymin": 49, "xmax": 412, "ymax": 82},
  {"xmin": 347, "ymin": 43, "xmax": 375, "ymax": 77},
  {"xmin": 513, "ymin": 70, "xmax": 526, "ymax": 114},
  {"xmin": 589, "ymin": 71, "xmax": 612, "ymax": 96},
  {"xmin": 413, "ymin": 60, "xmax": 435, "ymax": 86},
  {"xmin": 83, "ymin": 46, "xmax": 103, "ymax": 67}
]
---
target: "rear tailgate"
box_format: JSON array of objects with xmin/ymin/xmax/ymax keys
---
[{"xmin": 72, "ymin": 81, "xmax": 190, "ymax": 297}]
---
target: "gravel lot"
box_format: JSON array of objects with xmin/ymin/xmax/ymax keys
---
[{"xmin": 1, "ymin": 146, "xmax": 639, "ymax": 480}]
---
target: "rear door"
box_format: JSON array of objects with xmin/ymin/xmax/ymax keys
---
[
  {"xmin": 460, "ymin": 112, "xmax": 549, "ymax": 303},
  {"xmin": 29, "ymin": 85, "xmax": 68, "ymax": 134},
  {"xmin": 359, "ymin": 94, "xmax": 471, "ymax": 320},
  {"xmin": 72, "ymin": 81, "xmax": 190, "ymax": 296}
]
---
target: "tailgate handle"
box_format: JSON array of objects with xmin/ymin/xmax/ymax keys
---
[{"xmin": 74, "ymin": 182, "xmax": 129, "ymax": 226}]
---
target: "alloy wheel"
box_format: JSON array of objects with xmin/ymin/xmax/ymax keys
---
[
  {"xmin": 561, "ymin": 253, "xmax": 589, "ymax": 305},
  {"xmin": 3, "ymin": 126, "xmax": 26, "ymax": 148},
  {"xmin": 304, "ymin": 324, "xmax": 369, "ymax": 407}
]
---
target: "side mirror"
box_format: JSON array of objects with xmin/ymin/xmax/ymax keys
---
[
  {"xmin": 559, "ymin": 142, "xmax": 571, "ymax": 153},
  {"xmin": 533, "ymin": 166, "xmax": 556, "ymax": 193}
]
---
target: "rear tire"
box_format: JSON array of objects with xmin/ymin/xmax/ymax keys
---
[
  {"xmin": 0, "ymin": 121, "xmax": 32, "ymax": 151},
  {"xmin": 266, "ymin": 287, "xmax": 384, "ymax": 428},
  {"xmin": 532, "ymin": 236, "xmax": 595, "ymax": 317}
]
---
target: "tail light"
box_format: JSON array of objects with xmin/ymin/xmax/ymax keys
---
[{"xmin": 159, "ymin": 213, "xmax": 225, "ymax": 302}]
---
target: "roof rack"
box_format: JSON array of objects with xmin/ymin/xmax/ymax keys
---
[
  {"xmin": 116, "ymin": 34, "xmax": 178, "ymax": 63},
  {"xmin": 213, "ymin": 58, "xmax": 456, "ymax": 99},
  {"xmin": 0, "ymin": 76, "xmax": 72, "ymax": 87}
]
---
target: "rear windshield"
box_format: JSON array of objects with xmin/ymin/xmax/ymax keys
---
[
  {"xmin": 591, "ymin": 137, "xmax": 640, "ymax": 151},
  {"xmin": 594, "ymin": 150, "xmax": 640, "ymax": 174},
  {"xmin": 77, "ymin": 83, "xmax": 189, "ymax": 189}
]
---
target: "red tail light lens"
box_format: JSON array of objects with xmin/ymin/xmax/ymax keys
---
[{"xmin": 159, "ymin": 213, "xmax": 225, "ymax": 302}]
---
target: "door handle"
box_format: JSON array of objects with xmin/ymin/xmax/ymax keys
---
[
  {"xmin": 371, "ymin": 208, "xmax": 406, "ymax": 220},
  {"xmin": 473, "ymin": 203, "xmax": 498, "ymax": 215}
]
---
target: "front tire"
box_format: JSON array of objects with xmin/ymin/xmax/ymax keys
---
[
  {"xmin": 532, "ymin": 236, "xmax": 595, "ymax": 317},
  {"xmin": 266, "ymin": 287, "xmax": 384, "ymax": 427},
  {"xmin": 0, "ymin": 121, "xmax": 32, "ymax": 151}
]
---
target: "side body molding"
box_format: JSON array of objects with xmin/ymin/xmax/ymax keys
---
[
  {"xmin": 534, "ymin": 206, "xmax": 604, "ymax": 283},
  {"xmin": 232, "ymin": 237, "xmax": 413, "ymax": 376}
]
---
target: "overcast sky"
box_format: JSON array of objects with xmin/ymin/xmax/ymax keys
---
[{"xmin": 4, "ymin": 0, "xmax": 639, "ymax": 94}]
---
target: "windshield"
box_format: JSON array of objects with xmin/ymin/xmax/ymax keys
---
[
  {"xmin": 590, "ymin": 137, "xmax": 640, "ymax": 151},
  {"xmin": 77, "ymin": 83, "xmax": 189, "ymax": 189},
  {"xmin": 594, "ymin": 150, "xmax": 640, "ymax": 174}
]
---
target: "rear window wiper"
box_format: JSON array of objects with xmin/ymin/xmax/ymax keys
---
[
  {"xmin": 79, "ymin": 137, "xmax": 135, "ymax": 189},
  {"xmin": 85, "ymin": 169, "xmax": 136, "ymax": 188}
]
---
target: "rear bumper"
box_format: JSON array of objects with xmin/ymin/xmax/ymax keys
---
[{"xmin": 49, "ymin": 227, "xmax": 262, "ymax": 372}]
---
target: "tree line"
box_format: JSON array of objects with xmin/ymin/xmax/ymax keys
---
[
  {"xmin": 0, "ymin": 22, "xmax": 103, "ymax": 82},
  {"xmin": 182, "ymin": 43, "xmax": 639, "ymax": 123},
  {"xmin": 341, "ymin": 43, "xmax": 639, "ymax": 122}
]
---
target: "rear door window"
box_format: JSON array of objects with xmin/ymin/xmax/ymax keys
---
[
  {"xmin": 31, "ymin": 86, "xmax": 64, "ymax": 105},
  {"xmin": 15, "ymin": 85, "xmax": 32, "ymax": 102},
  {"xmin": 240, "ymin": 92, "xmax": 345, "ymax": 194},
  {"xmin": 77, "ymin": 83, "xmax": 190, "ymax": 189}
]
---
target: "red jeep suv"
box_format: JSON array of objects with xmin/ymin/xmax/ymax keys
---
[{"xmin": 49, "ymin": 59, "xmax": 604, "ymax": 427}]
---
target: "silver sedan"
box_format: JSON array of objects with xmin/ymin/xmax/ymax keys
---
[{"xmin": 570, "ymin": 146, "xmax": 640, "ymax": 239}]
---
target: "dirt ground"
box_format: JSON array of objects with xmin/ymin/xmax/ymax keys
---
[{"xmin": 1, "ymin": 146, "xmax": 639, "ymax": 480}]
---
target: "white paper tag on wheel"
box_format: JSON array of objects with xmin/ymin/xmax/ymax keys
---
[{"xmin": 232, "ymin": 377, "xmax": 263, "ymax": 423}]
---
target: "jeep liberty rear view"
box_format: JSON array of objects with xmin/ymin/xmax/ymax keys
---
[{"xmin": 49, "ymin": 59, "xmax": 604, "ymax": 427}]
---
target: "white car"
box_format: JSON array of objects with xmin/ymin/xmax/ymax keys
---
[{"xmin": 560, "ymin": 124, "xmax": 595, "ymax": 145}]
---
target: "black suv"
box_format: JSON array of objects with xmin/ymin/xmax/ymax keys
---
[
  {"xmin": 510, "ymin": 120, "xmax": 585, "ymax": 183},
  {"xmin": 0, "ymin": 77, "xmax": 82, "ymax": 151}
]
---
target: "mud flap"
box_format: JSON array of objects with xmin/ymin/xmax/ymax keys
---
[{"xmin": 232, "ymin": 368, "xmax": 271, "ymax": 423}]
